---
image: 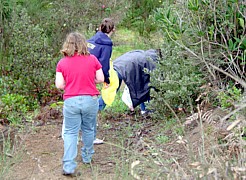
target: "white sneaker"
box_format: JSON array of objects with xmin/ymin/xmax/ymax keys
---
[
  {"xmin": 93, "ymin": 138, "xmax": 104, "ymax": 144},
  {"xmin": 141, "ymin": 110, "xmax": 146, "ymax": 115}
]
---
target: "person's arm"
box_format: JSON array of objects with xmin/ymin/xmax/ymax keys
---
[
  {"xmin": 55, "ymin": 72, "xmax": 65, "ymax": 89},
  {"xmin": 100, "ymin": 47, "xmax": 112, "ymax": 84},
  {"xmin": 95, "ymin": 68, "xmax": 104, "ymax": 84}
]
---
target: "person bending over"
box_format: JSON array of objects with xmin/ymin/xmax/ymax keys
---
[{"xmin": 100, "ymin": 49, "xmax": 160, "ymax": 115}]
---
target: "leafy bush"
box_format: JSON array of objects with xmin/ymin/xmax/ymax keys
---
[
  {"xmin": 1, "ymin": 0, "xmax": 134, "ymax": 107},
  {"xmin": 19, "ymin": 0, "xmax": 131, "ymax": 53},
  {"xmin": 150, "ymin": 0, "xmax": 245, "ymax": 117},
  {"xmin": 4, "ymin": 6, "xmax": 55, "ymax": 105},
  {"xmin": 217, "ymin": 85, "xmax": 242, "ymax": 109},
  {"xmin": 150, "ymin": 43, "xmax": 205, "ymax": 118},
  {"xmin": 0, "ymin": 93, "xmax": 38, "ymax": 125},
  {"xmin": 156, "ymin": 0, "xmax": 244, "ymax": 86},
  {"xmin": 121, "ymin": 0, "xmax": 162, "ymax": 36}
]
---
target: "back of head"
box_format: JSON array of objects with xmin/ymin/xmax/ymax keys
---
[
  {"xmin": 61, "ymin": 32, "xmax": 89, "ymax": 56},
  {"xmin": 99, "ymin": 18, "xmax": 115, "ymax": 34}
]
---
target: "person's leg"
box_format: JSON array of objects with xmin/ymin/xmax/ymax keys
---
[
  {"xmin": 94, "ymin": 97, "xmax": 105, "ymax": 143},
  {"xmin": 116, "ymin": 71, "xmax": 122, "ymax": 93},
  {"xmin": 62, "ymin": 118, "xmax": 65, "ymax": 139},
  {"xmin": 98, "ymin": 96, "xmax": 106, "ymax": 111},
  {"xmin": 140, "ymin": 102, "xmax": 147, "ymax": 115},
  {"xmin": 94, "ymin": 71, "xmax": 122, "ymax": 143},
  {"xmin": 62, "ymin": 97, "xmax": 81, "ymax": 174},
  {"xmin": 140, "ymin": 102, "xmax": 146, "ymax": 111},
  {"xmin": 94, "ymin": 96, "xmax": 105, "ymax": 142},
  {"xmin": 140, "ymin": 97, "xmax": 151, "ymax": 115},
  {"xmin": 81, "ymin": 95, "xmax": 98, "ymax": 163}
]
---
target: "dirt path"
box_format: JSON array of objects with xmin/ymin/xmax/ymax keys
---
[
  {"xmin": 4, "ymin": 107, "xmax": 241, "ymax": 179},
  {"xmin": 3, "ymin": 108, "xmax": 180, "ymax": 180},
  {"xmin": 5, "ymin": 119, "xmax": 120, "ymax": 180},
  {"xmin": 1, "ymin": 105, "xmax": 243, "ymax": 178}
]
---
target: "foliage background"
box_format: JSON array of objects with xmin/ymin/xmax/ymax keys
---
[
  {"xmin": 0, "ymin": 0, "xmax": 245, "ymax": 126},
  {"xmin": 0, "ymin": 0, "xmax": 245, "ymax": 179}
]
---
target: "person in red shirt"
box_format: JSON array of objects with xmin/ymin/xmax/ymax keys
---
[{"xmin": 56, "ymin": 32, "xmax": 104, "ymax": 177}]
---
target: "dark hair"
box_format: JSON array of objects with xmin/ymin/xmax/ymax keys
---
[{"xmin": 100, "ymin": 18, "xmax": 114, "ymax": 34}]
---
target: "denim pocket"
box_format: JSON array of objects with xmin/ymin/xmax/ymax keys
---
[{"xmin": 64, "ymin": 97, "xmax": 77, "ymax": 108}]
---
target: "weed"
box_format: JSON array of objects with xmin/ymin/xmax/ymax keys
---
[
  {"xmin": 0, "ymin": 93, "xmax": 38, "ymax": 125},
  {"xmin": 156, "ymin": 134, "xmax": 169, "ymax": 144},
  {"xmin": 174, "ymin": 126, "xmax": 185, "ymax": 136},
  {"xmin": 102, "ymin": 122, "xmax": 112, "ymax": 129},
  {"xmin": 0, "ymin": 130, "xmax": 22, "ymax": 178},
  {"xmin": 217, "ymin": 86, "xmax": 242, "ymax": 109}
]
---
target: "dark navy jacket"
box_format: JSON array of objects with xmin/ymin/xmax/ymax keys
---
[
  {"xmin": 87, "ymin": 31, "xmax": 113, "ymax": 84},
  {"xmin": 113, "ymin": 49, "xmax": 158, "ymax": 108}
]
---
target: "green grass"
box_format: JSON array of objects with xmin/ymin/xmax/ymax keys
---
[
  {"xmin": 102, "ymin": 90, "xmax": 128, "ymax": 114},
  {"xmin": 155, "ymin": 134, "xmax": 169, "ymax": 144},
  {"xmin": 111, "ymin": 28, "xmax": 154, "ymax": 60}
]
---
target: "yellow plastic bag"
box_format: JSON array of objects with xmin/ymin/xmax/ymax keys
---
[{"xmin": 101, "ymin": 61, "xmax": 119, "ymax": 106}]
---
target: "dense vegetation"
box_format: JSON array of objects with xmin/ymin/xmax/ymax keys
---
[
  {"xmin": 150, "ymin": 0, "xmax": 245, "ymax": 118},
  {"xmin": 0, "ymin": 0, "xmax": 245, "ymax": 178}
]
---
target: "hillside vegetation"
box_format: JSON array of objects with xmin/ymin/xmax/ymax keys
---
[{"xmin": 0, "ymin": 0, "xmax": 245, "ymax": 179}]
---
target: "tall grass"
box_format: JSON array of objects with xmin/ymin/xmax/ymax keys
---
[{"xmin": 0, "ymin": 130, "xmax": 22, "ymax": 179}]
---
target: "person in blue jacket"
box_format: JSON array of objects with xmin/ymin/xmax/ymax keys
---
[
  {"xmin": 99, "ymin": 49, "xmax": 161, "ymax": 115},
  {"xmin": 113, "ymin": 49, "xmax": 159, "ymax": 114},
  {"xmin": 87, "ymin": 18, "xmax": 115, "ymax": 85},
  {"xmin": 87, "ymin": 18, "xmax": 115, "ymax": 144}
]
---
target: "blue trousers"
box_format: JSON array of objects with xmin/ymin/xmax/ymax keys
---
[{"xmin": 62, "ymin": 95, "xmax": 98, "ymax": 173}]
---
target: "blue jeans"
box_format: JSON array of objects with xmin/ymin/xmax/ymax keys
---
[{"xmin": 62, "ymin": 95, "xmax": 98, "ymax": 173}]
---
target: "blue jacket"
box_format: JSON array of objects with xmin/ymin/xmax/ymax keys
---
[{"xmin": 87, "ymin": 31, "xmax": 113, "ymax": 84}]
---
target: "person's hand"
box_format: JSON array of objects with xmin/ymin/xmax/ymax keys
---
[
  {"xmin": 129, "ymin": 106, "xmax": 134, "ymax": 111},
  {"xmin": 105, "ymin": 77, "xmax": 110, "ymax": 84},
  {"xmin": 103, "ymin": 82, "xmax": 110, "ymax": 89}
]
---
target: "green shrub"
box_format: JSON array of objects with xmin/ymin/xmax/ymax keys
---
[
  {"xmin": 4, "ymin": 6, "xmax": 55, "ymax": 105},
  {"xmin": 150, "ymin": 0, "xmax": 245, "ymax": 117},
  {"xmin": 121, "ymin": 0, "xmax": 162, "ymax": 36},
  {"xmin": 153, "ymin": 0, "xmax": 245, "ymax": 89},
  {"xmin": 217, "ymin": 85, "xmax": 242, "ymax": 109},
  {"xmin": 0, "ymin": 93, "xmax": 38, "ymax": 125},
  {"xmin": 155, "ymin": 134, "xmax": 169, "ymax": 144},
  {"xmin": 150, "ymin": 43, "xmax": 205, "ymax": 118}
]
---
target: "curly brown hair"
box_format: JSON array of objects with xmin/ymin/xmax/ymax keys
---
[{"xmin": 61, "ymin": 32, "xmax": 90, "ymax": 56}]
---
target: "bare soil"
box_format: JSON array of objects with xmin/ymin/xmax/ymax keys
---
[
  {"xmin": 4, "ymin": 108, "xmax": 165, "ymax": 180},
  {"xmin": 4, "ymin": 111, "xmax": 125, "ymax": 180}
]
